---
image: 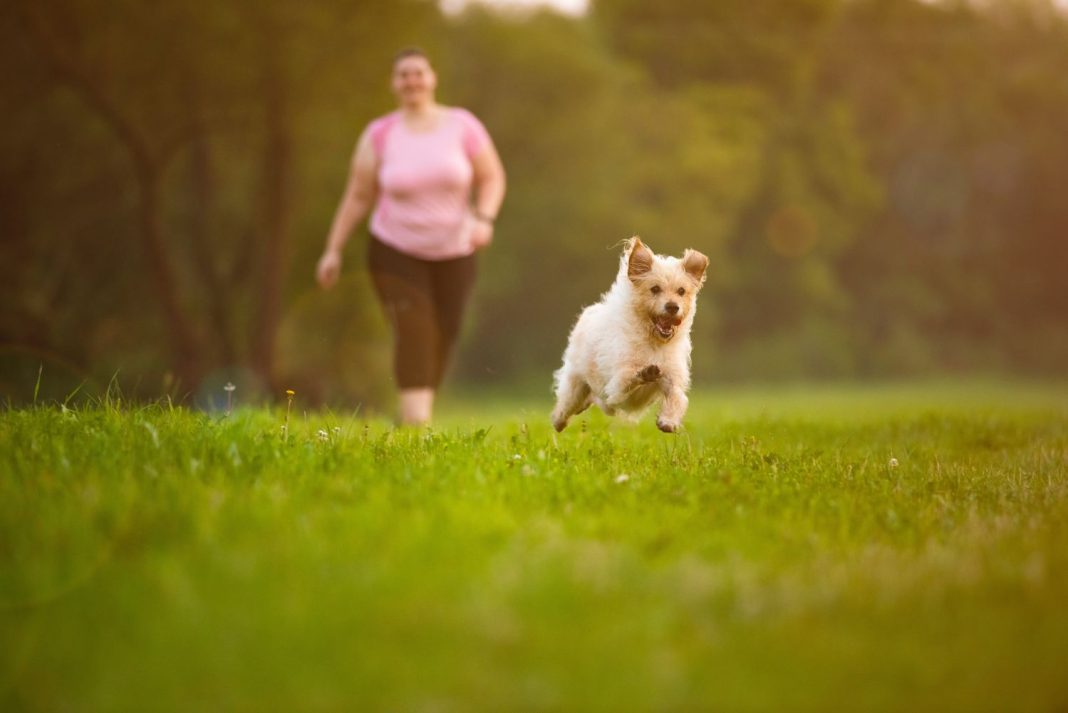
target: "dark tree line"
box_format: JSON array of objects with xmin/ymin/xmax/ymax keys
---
[{"xmin": 2, "ymin": 0, "xmax": 1066, "ymax": 405}]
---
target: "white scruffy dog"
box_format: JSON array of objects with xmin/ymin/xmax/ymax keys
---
[{"xmin": 552, "ymin": 237, "xmax": 709, "ymax": 433}]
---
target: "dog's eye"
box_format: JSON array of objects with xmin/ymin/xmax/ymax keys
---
[
  {"xmin": 677, "ymin": 288, "xmax": 686, "ymax": 296},
  {"xmin": 650, "ymin": 285, "xmax": 662, "ymax": 295}
]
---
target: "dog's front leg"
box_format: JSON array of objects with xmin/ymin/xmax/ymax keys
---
[
  {"xmin": 602, "ymin": 367, "xmax": 651, "ymax": 412},
  {"xmin": 656, "ymin": 380, "xmax": 688, "ymax": 433}
]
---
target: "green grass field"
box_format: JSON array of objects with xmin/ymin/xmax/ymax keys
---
[{"xmin": 3, "ymin": 382, "xmax": 1067, "ymax": 711}]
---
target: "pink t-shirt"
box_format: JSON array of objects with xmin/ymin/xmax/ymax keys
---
[{"xmin": 368, "ymin": 107, "xmax": 492, "ymax": 260}]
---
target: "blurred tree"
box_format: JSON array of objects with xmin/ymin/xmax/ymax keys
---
[
  {"xmin": 1, "ymin": 0, "xmax": 442, "ymax": 403},
  {"xmin": 438, "ymin": 8, "xmax": 637, "ymax": 381},
  {"xmin": 15, "ymin": 0, "xmax": 212, "ymax": 384},
  {"xmin": 594, "ymin": 0, "xmax": 882, "ymax": 378},
  {"xmin": 593, "ymin": 0, "xmax": 839, "ymax": 93},
  {"xmin": 823, "ymin": 0, "xmax": 1068, "ymax": 374},
  {"xmin": 3, "ymin": 0, "xmax": 1067, "ymax": 402}
]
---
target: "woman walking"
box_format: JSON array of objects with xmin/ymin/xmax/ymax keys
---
[{"xmin": 316, "ymin": 48, "xmax": 506, "ymax": 425}]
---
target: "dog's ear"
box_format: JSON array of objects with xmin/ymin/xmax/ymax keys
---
[
  {"xmin": 627, "ymin": 237, "xmax": 654, "ymax": 281},
  {"xmin": 682, "ymin": 249, "xmax": 709, "ymax": 286}
]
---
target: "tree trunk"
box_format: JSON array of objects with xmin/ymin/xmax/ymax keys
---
[
  {"xmin": 135, "ymin": 162, "xmax": 205, "ymax": 387},
  {"xmin": 184, "ymin": 74, "xmax": 237, "ymax": 366},
  {"xmin": 250, "ymin": 20, "xmax": 292, "ymax": 394},
  {"xmin": 21, "ymin": 5, "xmax": 205, "ymax": 389}
]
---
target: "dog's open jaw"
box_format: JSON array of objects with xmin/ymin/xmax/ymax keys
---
[{"xmin": 652, "ymin": 313, "xmax": 680, "ymax": 341}]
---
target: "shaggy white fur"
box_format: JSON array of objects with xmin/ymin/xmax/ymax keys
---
[{"xmin": 552, "ymin": 237, "xmax": 708, "ymax": 433}]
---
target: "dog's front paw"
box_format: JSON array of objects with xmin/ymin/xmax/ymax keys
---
[
  {"xmin": 656, "ymin": 418, "xmax": 679, "ymax": 433},
  {"xmin": 638, "ymin": 365, "xmax": 661, "ymax": 383}
]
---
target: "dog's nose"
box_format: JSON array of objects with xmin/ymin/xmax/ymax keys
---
[{"xmin": 665, "ymin": 302, "xmax": 679, "ymax": 315}]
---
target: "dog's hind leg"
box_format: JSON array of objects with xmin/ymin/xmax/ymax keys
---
[{"xmin": 552, "ymin": 374, "xmax": 591, "ymax": 432}]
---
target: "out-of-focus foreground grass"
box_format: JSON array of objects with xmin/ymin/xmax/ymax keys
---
[{"xmin": 2, "ymin": 382, "xmax": 1067, "ymax": 711}]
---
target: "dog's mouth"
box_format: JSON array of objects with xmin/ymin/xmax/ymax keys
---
[{"xmin": 652, "ymin": 314, "xmax": 681, "ymax": 340}]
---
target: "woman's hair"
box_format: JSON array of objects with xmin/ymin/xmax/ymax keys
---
[{"xmin": 393, "ymin": 46, "xmax": 430, "ymax": 67}]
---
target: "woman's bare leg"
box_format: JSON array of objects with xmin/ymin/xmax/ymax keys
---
[{"xmin": 398, "ymin": 387, "xmax": 434, "ymax": 426}]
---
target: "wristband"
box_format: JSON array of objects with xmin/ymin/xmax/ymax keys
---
[{"xmin": 471, "ymin": 209, "xmax": 495, "ymax": 224}]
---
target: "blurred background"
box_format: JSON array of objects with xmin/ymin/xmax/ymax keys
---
[{"xmin": 2, "ymin": 0, "xmax": 1067, "ymax": 408}]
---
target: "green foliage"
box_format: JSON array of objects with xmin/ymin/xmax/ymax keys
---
[
  {"xmin": 593, "ymin": 0, "xmax": 839, "ymax": 91},
  {"xmin": 440, "ymin": 10, "xmax": 640, "ymax": 377},
  {"xmin": 2, "ymin": 0, "xmax": 1067, "ymax": 402},
  {"xmin": 0, "ymin": 0, "xmax": 445, "ymax": 403},
  {"xmin": 274, "ymin": 271, "xmax": 392, "ymax": 409},
  {"xmin": 2, "ymin": 382, "xmax": 1068, "ymax": 708},
  {"xmin": 822, "ymin": 0, "xmax": 1068, "ymax": 375}
]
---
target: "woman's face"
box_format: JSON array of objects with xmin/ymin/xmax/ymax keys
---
[{"xmin": 392, "ymin": 55, "xmax": 437, "ymax": 108}]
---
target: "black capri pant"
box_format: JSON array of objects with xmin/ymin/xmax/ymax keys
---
[{"xmin": 368, "ymin": 236, "xmax": 478, "ymax": 389}]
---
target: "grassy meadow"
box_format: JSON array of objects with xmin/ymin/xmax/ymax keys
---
[{"xmin": 2, "ymin": 381, "xmax": 1067, "ymax": 711}]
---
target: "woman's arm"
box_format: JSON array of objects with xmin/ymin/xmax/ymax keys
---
[
  {"xmin": 317, "ymin": 129, "xmax": 379, "ymax": 289},
  {"xmin": 468, "ymin": 141, "xmax": 506, "ymax": 250}
]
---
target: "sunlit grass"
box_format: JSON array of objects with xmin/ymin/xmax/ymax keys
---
[{"xmin": 2, "ymin": 382, "xmax": 1067, "ymax": 710}]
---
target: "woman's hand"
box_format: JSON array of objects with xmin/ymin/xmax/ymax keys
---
[
  {"xmin": 470, "ymin": 217, "xmax": 494, "ymax": 250},
  {"xmin": 316, "ymin": 249, "xmax": 342, "ymax": 289}
]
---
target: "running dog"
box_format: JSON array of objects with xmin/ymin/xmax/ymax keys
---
[{"xmin": 552, "ymin": 237, "xmax": 708, "ymax": 433}]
